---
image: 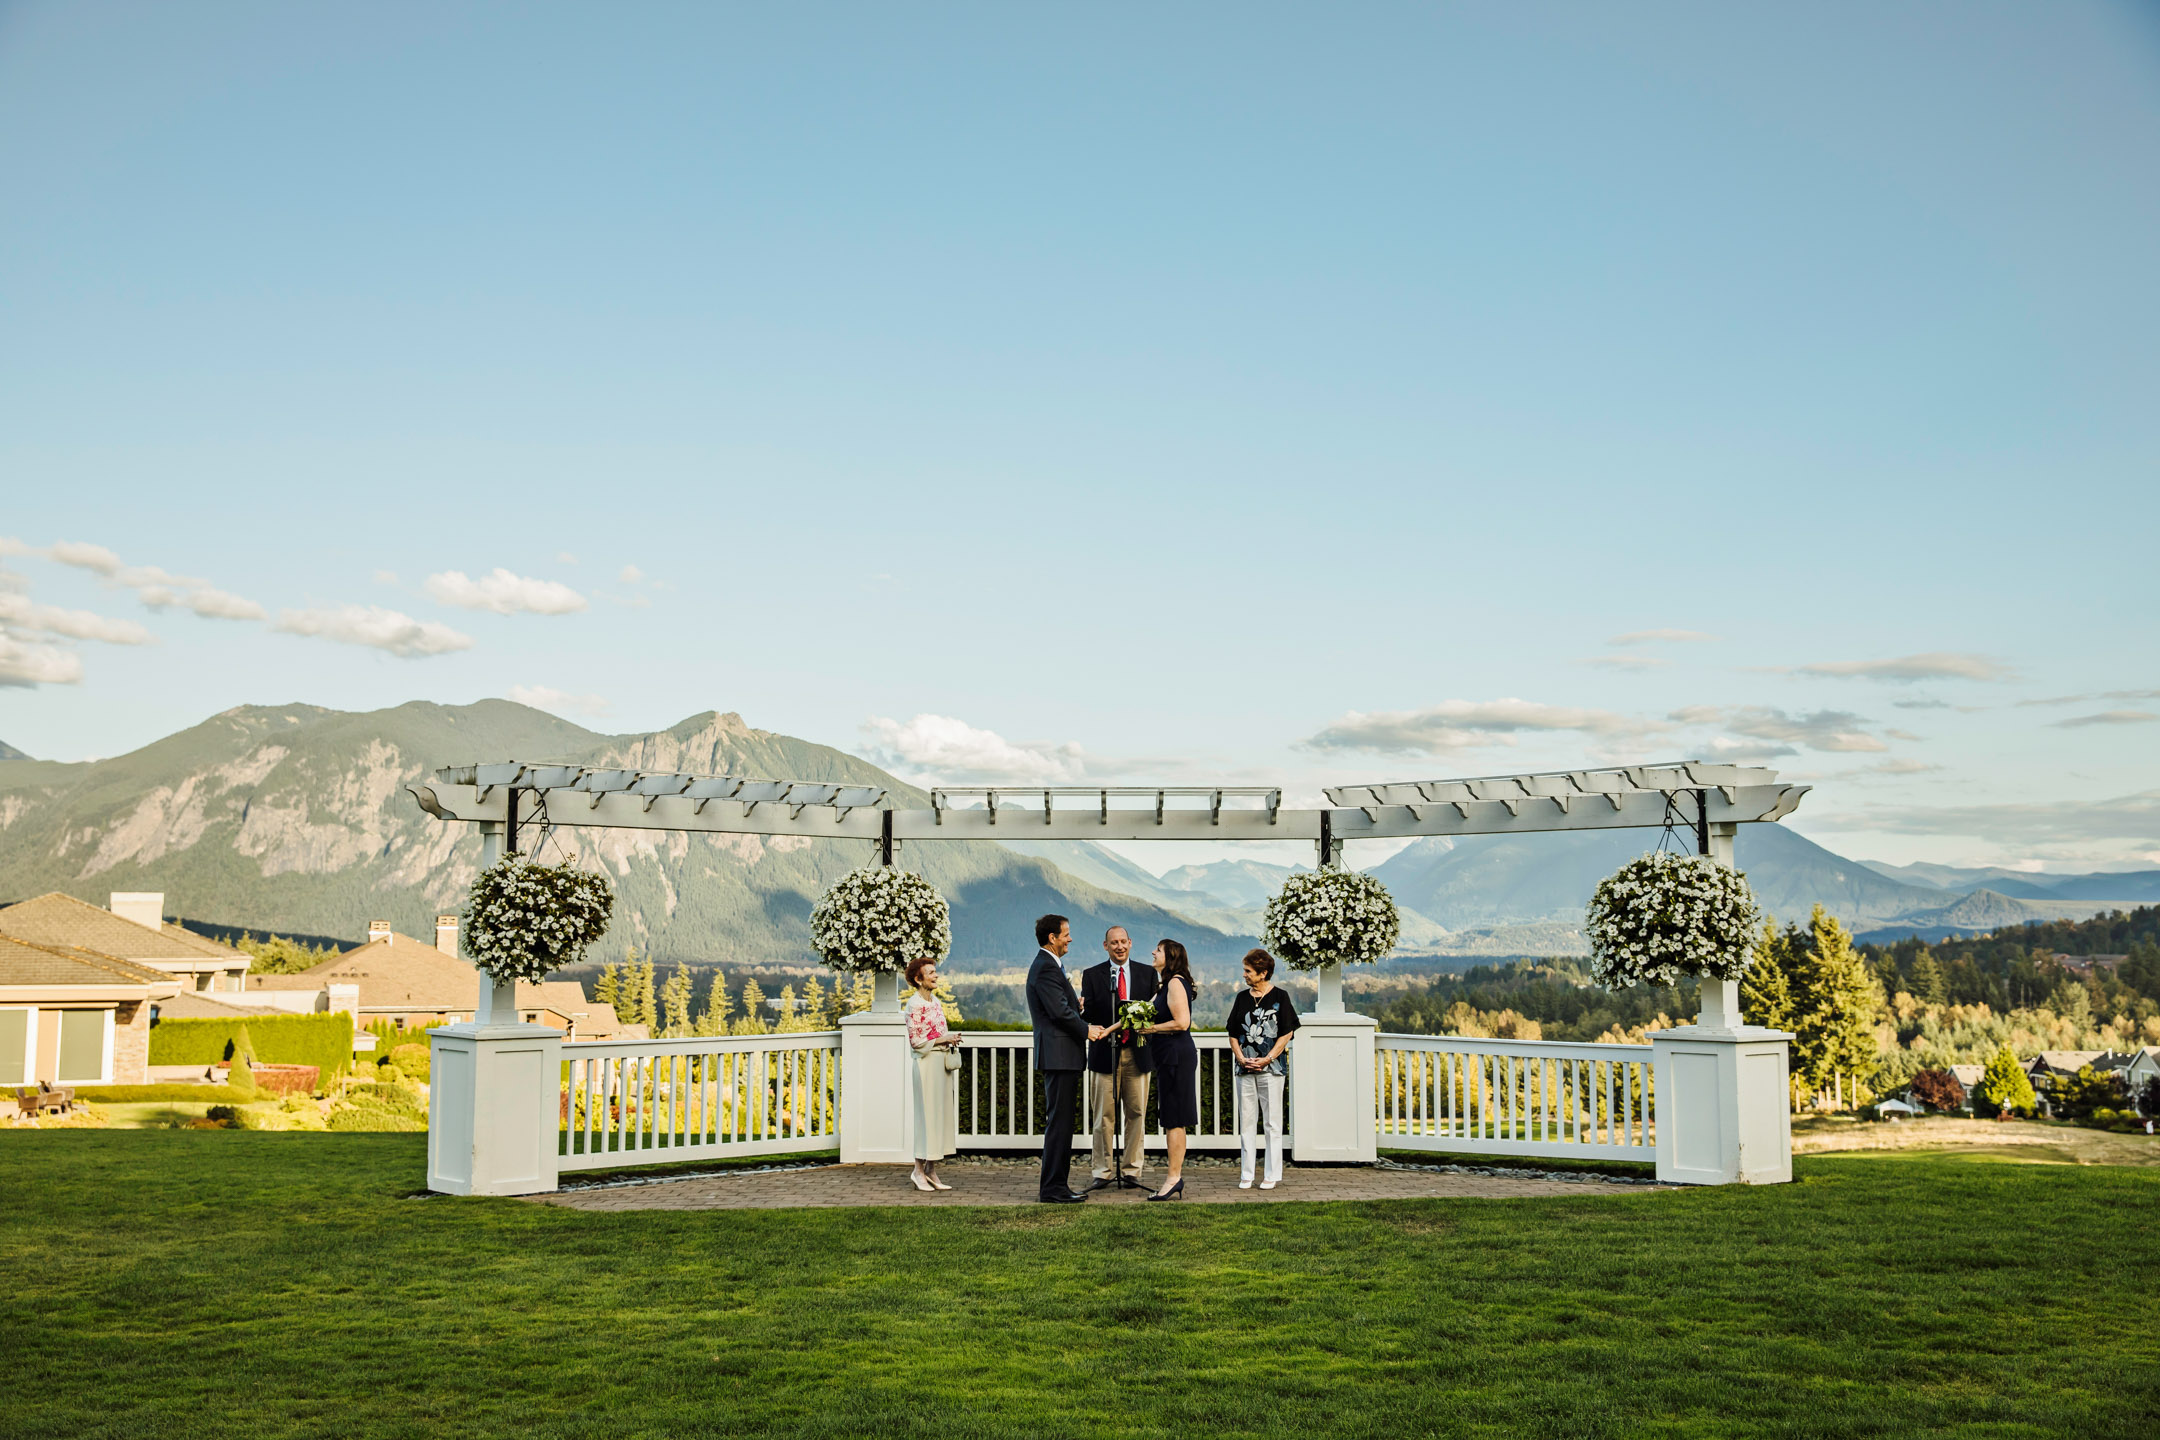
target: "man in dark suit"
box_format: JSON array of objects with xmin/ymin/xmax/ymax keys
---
[
  {"xmin": 1026, "ymin": 913, "xmax": 1102, "ymax": 1203},
  {"xmin": 1081, "ymin": 924, "xmax": 1158, "ymax": 1190}
]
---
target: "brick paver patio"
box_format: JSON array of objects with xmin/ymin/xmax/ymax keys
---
[{"xmin": 529, "ymin": 1157, "xmax": 1667, "ymax": 1212}]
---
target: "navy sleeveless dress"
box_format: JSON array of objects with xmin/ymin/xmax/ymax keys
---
[{"xmin": 1151, "ymin": 973, "xmax": 1199, "ymax": 1131}]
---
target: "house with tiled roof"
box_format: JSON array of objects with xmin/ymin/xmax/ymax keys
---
[
  {"xmin": 0, "ymin": 892, "xmax": 251, "ymax": 995},
  {"xmin": 0, "ymin": 933, "xmax": 181, "ymax": 1086},
  {"xmin": 249, "ymin": 916, "xmax": 630, "ymax": 1041}
]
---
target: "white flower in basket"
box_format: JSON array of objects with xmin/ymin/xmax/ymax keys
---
[
  {"xmin": 809, "ymin": 865, "xmax": 951, "ymax": 974},
  {"xmin": 1262, "ymin": 868, "xmax": 1401, "ymax": 972},
  {"xmin": 463, "ymin": 854, "xmax": 616, "ymax": 984},
  {"xmin": 1585, "ymin": 851, "xmax": 1762, "ymax": 989}
]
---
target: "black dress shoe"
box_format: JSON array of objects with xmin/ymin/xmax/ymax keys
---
[
  {"xmin": 1086, "ymin": 1176, "xmax": 1117, "ymax": 1192},
  {"xmin": 1039, "ymin": 1190, "xmax": 1088, "ymax": 1204}
]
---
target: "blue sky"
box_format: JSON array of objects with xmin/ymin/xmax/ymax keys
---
[{"xmin": 2, "ymin": 3, "xmax": 2156, "ymax": 873}]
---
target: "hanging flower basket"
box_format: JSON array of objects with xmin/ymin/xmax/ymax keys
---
[
  {"xmin": 810, "ymin": 866, "xmax": 951, "ymax": 974},
  {"xmin": 1585, "ymin": 851, "xmax": 1761, "ymax": 989},
  {"xmin": 463, "ymin": 854, "xmax": 616, "ymax": 984},
  {"xmin": 1262, "ymin": 869, "xmax": 1401, "ymax": 972}
]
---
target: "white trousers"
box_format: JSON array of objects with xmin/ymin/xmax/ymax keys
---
[{"xmin": 1236, "ymin": 1070, "xmax": 1285, "ymax": 1184}]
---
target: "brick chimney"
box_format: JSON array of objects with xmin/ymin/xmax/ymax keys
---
[
  {"xmin": 110, "ymin": 892, "xmax": 165, "ymax": 930},
  {"xmin": 367, "ymin": 920, "xmax": 393, "ymax": 944},
  {"xmin": 435, "ymin": 915, "xmax": 458, "ymax": 955}
]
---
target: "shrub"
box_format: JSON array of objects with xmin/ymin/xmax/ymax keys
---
[
  {"xmin": 148, "ymin": 1013, "xmax": 355, "ymax": 1087},
  {"xmin": 74, "ymin": 1084, "xmax": 255, "ymax": 1103},
  {"xmin": 1909, "ymin": 1068, "xmax": 1964, "ymax": 1112},
  {"xmin": 386, "ymin": 1044, "xmax": 430, "ymax": 1082}
]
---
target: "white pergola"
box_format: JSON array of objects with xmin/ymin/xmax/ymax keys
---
[
  {"xmin": 411, "ymin": 759, "xmax": 1808, "ymax": 863},
  {"xmin": 413, "ymin": 759, "xmax": 1810, "ymax": 1193}
]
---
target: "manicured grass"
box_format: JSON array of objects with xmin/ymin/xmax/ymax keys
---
[{"xmin": 2, "ymin": 1134, "xmax": 2154, "ymax": 1439}]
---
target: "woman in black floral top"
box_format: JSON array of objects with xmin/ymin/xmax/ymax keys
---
[{"xmin": 1224, "ymin": 948, "xmax": 1299, "ymax": 1189}]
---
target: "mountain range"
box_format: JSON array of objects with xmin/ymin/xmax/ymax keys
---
[
  {"xmin": 0, "ymin": 702, "xmax": 1256, "ymax": 978},
  {"xmin": 2, "ymin": 702, "xmax": 2147, "ymax": 980}
]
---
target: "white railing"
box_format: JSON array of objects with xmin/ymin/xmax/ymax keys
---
[
  {"xmin": 952, "ymin": 1032, "xmax": 1285, "ymax": 1153},
  {"xmin": 1375, "ymin": 1033, "xmax": 1655, "ymax": 1161},
  {"xmin": 558, "ymin": 1031, "xmax": 840, "ymax": 1171}
]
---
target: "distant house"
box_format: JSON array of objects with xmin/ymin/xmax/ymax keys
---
[
  {"xmin": 249, "ymin": 916, "xmax": 631, "ymax": 1041},
  {"xmin": 1947, "ymin": 1065, "xmax": 1985, "ymax": 1109},
  {"xmin": 0, "ymin": 892, "xmax": 252, "ymax": 996},
  {"xmin": 2025, "ymin": 1051, "xmax": 2105, "ymax": 1091},
  {"xmin": 2049, "ymin": 953, "xmax": 2126, "ymax": 978},
  {"xmin": 0, "ymin": 934, "xmax": 181, "ymax": 1086}
]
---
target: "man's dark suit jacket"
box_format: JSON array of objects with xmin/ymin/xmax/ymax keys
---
[
  {"xmin": 1081, "ymin": 959, "xmax": 1159, "ymax": 1075},
  {"xmin": 1026, "ymin": 948, "xmax": 1089, "ymax": 1073}
]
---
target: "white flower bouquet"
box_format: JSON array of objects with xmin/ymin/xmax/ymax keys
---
[
  {"xmin": 1112, "ymin": 999, "xmax": 1156, "ymax": 1047},
  {"xmin": 1585, "ymin": 851, "xmax": 1761, "ymax": 989},
  {"xmin": 1262, "ymin": 868, "xmax": 1402, "ymax": 972},
  {"xmin": 463, "ymin": 854, "xmax": 616, "ymax": 984},
  {"xmin": 809, "ymin": 865, "xmax": 952, "ymax": 974}
]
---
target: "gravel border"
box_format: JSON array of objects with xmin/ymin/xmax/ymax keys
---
[{"xmin": 1375, "ymin": 1156, "xmax": 1665, "ymax": 1187}]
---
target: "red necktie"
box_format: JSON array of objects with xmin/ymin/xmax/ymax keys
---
[{"xmin": 1116, "ymin": 965, "xmax": 1128, "ymax": 1044}]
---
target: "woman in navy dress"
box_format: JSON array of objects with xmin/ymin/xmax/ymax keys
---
[{"xmin": 1141, "ymin": 937, "xmax": 1197, "ymax": 1200}]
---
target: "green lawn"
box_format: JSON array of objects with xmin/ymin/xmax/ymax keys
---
[{"xmin": 2, "ymin": 1134, "xmax": 2154, "ymax": 1439}]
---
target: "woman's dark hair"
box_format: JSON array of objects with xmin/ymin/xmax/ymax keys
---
[
  {"xmin": 905, "ymin": 955, "xmax": 937, "ymax": 988},
  {"xmin": 1035, "ymin": 913, "xmax": 1069, "ymax": 947},
  {"xmin": 1242, "ymin": 948, "xmax": 1276, "ymax": 980},
  {"xmin": 1156, "ymin": 938, "xmax": 1192, "ymax": 992}
]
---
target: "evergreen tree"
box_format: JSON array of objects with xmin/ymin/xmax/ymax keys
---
[
  {"xmin": 737, "ymin": 978, "xmax": 770, "ymax": 1034},
  {"xmin": 593, "ymin": 960, "xmax": 623, "ymax": 1017},
  {"xmin": 618, "ymin": 950, "xmax": 657, "ymax": 1031},
  {"xmin": 1908, "ymin": 951, "xmax": 1948, "ymax": 1008},
  {"xmin": 693, "ymin": 969, "xmax": 732, "ymax": 1037},
  {"xmin": 1789, "ymin": 907, "xmax": 1881, "ymax": 1104},
  {"xmin": 800, "ymin": 975, "xmax": 828, "ymax": 1031},
  {"xmin": 1974, "ymin": 1044, "xmax": 2036, "ymax": 1116},
  {"xmin": 660, "ymin": 964, "xmax": 695, "ymax": 1038},
  {"xmin": 1740, "ymin": 918, "xmax": 1796, "ymax": 1032},
  {"xmin": 776, "ymin": 984, "xmax": 810, "ymax": 1033},
  {"xmin": 848, "ymin": 971, "xmax": 873, "ymax": 1016}
]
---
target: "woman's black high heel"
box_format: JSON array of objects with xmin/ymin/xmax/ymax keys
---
[{"xmin": 1146, "ymin": 1178, "xmax": 1184, "ymax": 1201}]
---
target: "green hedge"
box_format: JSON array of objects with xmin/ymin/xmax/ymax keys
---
[
  {"xmin": 148, "ymin": 1013, "xmax": 355, "ymax": 1087},
  {"xmin": 72, "ymin": 1084, "xmax": 255, "ymax": 1104}
]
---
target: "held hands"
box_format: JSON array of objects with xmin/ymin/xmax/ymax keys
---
[{"xmin": 1087, "ymin": 1025, "xmax": 1109, "ymax": 1041}]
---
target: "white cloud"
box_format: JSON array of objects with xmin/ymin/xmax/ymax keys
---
[
  {"xmin": 861, "ymin": 714, "xmax": 1088, "ymax": 784},
  {"xmin": 2053, "ymin": 710, "xmax": 2157, "ymax": 729},
  {"xmin": 1796, "ymin": 652, "xmax": 2012, "ymax": 683},
  {"xmin": 274, "ymin": 605, "xmax": 473, "ymax": 657},
  {"xmin": 556, "ymin": 552, "xmax": 578, "ymax": 565},
  {"xmin": 423, "ymin": 568, "xmax": 587, "ymax": 616},
  {"xmin": 1607, "ymin": 628, "xmax": 1717, "ymax": 645},
  {"xmin": 0, "ymin": 633, "xmax": 84, "ymax": 687},
  {"xmin": 1829, "ymin": 792, "xmax": 2160, "ymax": 849},
  {"xmin": 1305, "ymin": 699, "xmax": 1657, "ymax": 755},
  {"xmin": 619, "ymin": 564, "xmax": 644, "ymax": 584},
  {"xmin": 508, "ymin": 685, "xmax": 611, "ymax": 718},
  {"xmin": 0, "ymin": 592, "xmax": 154, "ymax": 645},
  {"xmin": 1677, "ymin": 705, "xmax": 1889, "ymax": 754},
  {"xmin": 43, "ymin": 540, "xmax": 266, "ymax": 621},
  {"xmin": 2018, "ymin": 689, "xmax": 2160, "ymax": 708},
  {"xmin": 373, "ymin": 570, "xmax": 399, "ymax": 585}
]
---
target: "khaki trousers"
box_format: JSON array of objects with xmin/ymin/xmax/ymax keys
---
[{"xmin": 1090, "ymin": 1047, "xmax": 1150, "ymax": 1179}]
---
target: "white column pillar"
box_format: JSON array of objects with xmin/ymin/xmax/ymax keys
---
[
  {"xmin": 1289, "ymin": 999, "xmax": 1377, "ymax": 1164},
  {"xmin": 839, "ymin": 970, "xmax": 911, "ymax": 1164},
  {"xmin": 426, "ymin": 815, "xmax": 566, "ymax": 1196},
  {"xmin": 427, "ymin": 1020, "xmax": 563, "ymax": 1196},
  {"xmin": 1649, "ymin": 819, "xmax": 1793, "ymax": 1185}
]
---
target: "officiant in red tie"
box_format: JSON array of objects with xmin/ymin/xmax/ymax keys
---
[{"xmin": 1081, "ymin": 925, "xmax": 1158, "ymax": 1191}]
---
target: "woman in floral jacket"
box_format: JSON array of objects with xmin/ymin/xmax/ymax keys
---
[{"xmin": 906, "ymin": 955, "xmax": 962, "ymax": 1191}]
